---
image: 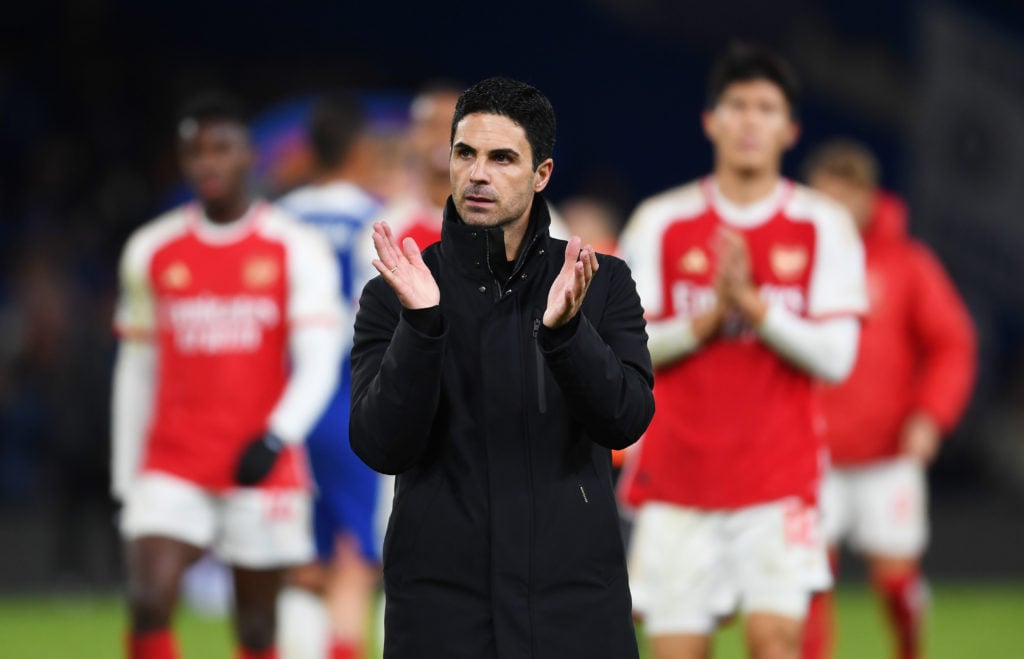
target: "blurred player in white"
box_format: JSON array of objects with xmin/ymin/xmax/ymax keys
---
[
  {"xmin": 112, "ymin": 92, "xmax": 345, "ymax": 659},
  {"xmin": 618, "ymin": 44, "xmax": 867, "ymax": 659},
  {"xmin": 276, "ymin": 92, "xmax": 383, "ymax": 659},
  {"xmin": 800, "ymin": 140, "xmax": 977, "ymax": 659}
]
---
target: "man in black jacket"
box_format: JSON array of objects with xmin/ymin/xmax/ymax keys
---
[{"xmin": 350, "ymin": 77, "xmax": 655, "ymax": 658}]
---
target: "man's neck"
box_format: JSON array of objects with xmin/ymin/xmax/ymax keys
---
[
  {"xmin": 714, "ymin": 166, "xmax": 781, "ymax": 206},
  {"xmin": 203, "ymin": 196, "xmax": 252, "ymax": 225}
]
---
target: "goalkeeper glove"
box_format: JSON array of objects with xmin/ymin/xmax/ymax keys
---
[{"xmin": 235, "ymin": 432, "xmax": 285, "ymax": 486}]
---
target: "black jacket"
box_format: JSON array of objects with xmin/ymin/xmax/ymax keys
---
[{"xmin": 350, "ymin": 196, "xmax": 655, "ymax": 658}]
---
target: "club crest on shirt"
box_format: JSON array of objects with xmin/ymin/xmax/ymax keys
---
[
  {"xmin": 678, "ymin": 247, "xmax": 709, "ymax": 275},
  {"xmin": 243, "ymin": 257, "xmax": 280, "ymax": 289},
  {"xmin": 160, "ymin": 261, "xmax": 191, "ymax": 290},
  {"xmin": 770, "ymin": 245, "xmax": 808, "ymax": 281}
]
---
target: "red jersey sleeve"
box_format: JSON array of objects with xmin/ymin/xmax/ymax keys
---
[{"xmin": 907, "ymin": 243, "xmax": 977, "ymax": 432}]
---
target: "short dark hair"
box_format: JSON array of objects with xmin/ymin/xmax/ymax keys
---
[
  {"xmin": 176, "ymin": 91, "xmax": 249, "ymax": 132},
  {"xmin": 706, "ymin": 43, "xmax": 800, "ymax": 118},
  {"xmin": 308, "ymin": 92, "xmax": 366, "ymax": 169},
  {"xmin": 802, "ymin": 138, "xmax": 880, "ymax": 188},
  {"xmin": 451, "ymin": 77, "xmax": 556, "ymax": 170}
]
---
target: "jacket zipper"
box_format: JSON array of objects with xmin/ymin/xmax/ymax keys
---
[
  {"xmin": 532, "ymin": 318, "xmax": 547, "ymax": 414},
  {"xmin": 578, "ymin": 483, "xmax": 589, "ymax": 504}
]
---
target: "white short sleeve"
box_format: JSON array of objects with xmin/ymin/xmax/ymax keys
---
[
  {"xmin": 803, "ymin": 195, "xmax": 868, "ymax": 319},
  {"xmin": 113, "ymin": 211, "xmax": 188, "ymax": 338},
  {"xmin": 277, "ymin": 217, "xmax": 346, "ymax": 329}
]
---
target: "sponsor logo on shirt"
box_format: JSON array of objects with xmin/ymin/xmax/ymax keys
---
[
  {"xmin": 160, "ymin": 294, "xmax": 280, "ymax": 353},
  {"xmin": 760, "ymin": 284, "xmax": 806, "ymax": 314},
  {"xmin": 671, "ymin": 281, "xmax": 806, "ymax": 318},
  {"xmin": 671, "ymin": 281, "xmax": 717, "ymax": 317},
  {"xmin": 770, "ymin": 245, "xmax": 808, "ymax": 281}
]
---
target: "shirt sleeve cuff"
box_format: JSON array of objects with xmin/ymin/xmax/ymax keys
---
[
  {"xmin": 402, "ymin": 305, "xmax": 444, "ymax": 336},
  {"xmin": 539, "ymin": 313, "xmax": 581, "ymax": 350}
]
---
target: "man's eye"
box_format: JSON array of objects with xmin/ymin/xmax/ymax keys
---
[{"xmin": 456, "ymin": 148, "xmax": 473, "ymax": 158}]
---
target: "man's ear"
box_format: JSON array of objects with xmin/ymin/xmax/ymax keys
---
[
  {"xmin": 701, "ymin": 110, "xmax": 717, "ymax": 142},
  {"xmin": 533, "ymin": 158, "xmax": 554, "ymax": 192},
  {"xmin": 783, "ymin": 121, "xmax": 801, "ymax": 150}
]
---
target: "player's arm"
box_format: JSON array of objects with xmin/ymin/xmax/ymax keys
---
[
  {"xmin": 236, "ymin": 225, "xmax": 346, "ymax": 485},
  {"xmin": 902, "ymin": 244, "xmax": 978, "ymax": 461},
  {"xmin": 538, "ymin": 254, "xmax": 655, "ymax": 450},
  {"xmin": 619, "ymin": 201, "xmax": 724, "ymax": 369},
  {"xmin": 645, "ymin": 302, "xmax": 725, "ymax": 368},
  {"xmin": 754, "ymin": 308, "xmax": 860, "ymax": 382},
  {"xmin": 110, "ymin": 236, "xmax": 157, "ymax": 502},
  {"xmin": 721, "ymin": 205, "xmax": 867, "ymax": 382}
]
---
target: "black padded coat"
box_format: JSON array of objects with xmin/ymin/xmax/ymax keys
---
[{"xmin": 350, "ymin": 195, "xmax": 655, "ymax": 658}]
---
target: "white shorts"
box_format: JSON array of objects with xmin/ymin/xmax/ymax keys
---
[
  {"xmin": 821, "ymin": 456, "xmax": 928, "ymax": 558},
  {"xmin": 628, "ymin": 498, "xmax": 831, "ymax": 636},
  {"xmin": 121, "ymin": 471, "xmax": 314, "ymax": 569}
]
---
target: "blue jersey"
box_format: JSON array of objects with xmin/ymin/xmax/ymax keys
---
[{"xmin": 278, "ymin": 181, "xmax": 383, "ymax": 560}]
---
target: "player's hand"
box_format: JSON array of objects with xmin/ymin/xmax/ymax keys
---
[
  {"xmin": 371, "ymin": 221, "xmax": 440, "ymax": 309},
  {"xmin": 901, "ymin": 411, "xmax": 941, "ymax": 464},
  {"xmin": 235, "ymin": 432, "xmax": 285, "ymax": 486},
  {"xmin": 543, "ymin": 237, "xmax": 598, "ymax": 329},
  {"xmin": 714, "ymin": 228, "xmax": 767, "ymax": 325},
  {"xmin": 715, "ymin": 228, "xmax": 752, "ymax": 291}
]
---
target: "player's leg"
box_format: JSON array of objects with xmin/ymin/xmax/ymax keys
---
[
  {"xmin": 650, "ymin": 635, "xmax": 711, "ymax": 659},
  {"xmin": 278, "ymin": 561, "xmax": 330, "ymax": 659},
  {"xmin": 736, "ymin": 499, "xmax": 828, "ymax": 659},
  {"xmin": 316, "ymin": 433, "xmax": 384, "ymax": 658},
  {"xmin": 220, "ymin": 487, "xmax": 315, "ymax": 659},
  {"xmin": 852, "ymin": 457, "xmax": 929, "ymax": 659},
  {"xmin": 233, "ymin": 565, "xmax": 285, "ymax": 658},
  {"xmin": 628, "ymin": 503, "xmax": 722, "ymax": 659},
  {"xmin": 745, "ymin": 612, "xmax": 802, "ymax": 659},
  {"xmin": 120, "ymin": 473, "xmax": 217, "ymax": 659},
  {"xmin": 800, "ymin": 550, "xmax": 839, "ymax": 659},
  {"xmin": 867, "ymin": 556, "xmax": 927, "ymax": 659},
  {"xmin": 125, "ymin": 536, "xmax": 205, "ymax": 659},
  {"xmin": 325, "ymin": 532, "xmax": 379, "ymax": 658},
  {"xmin": 802, "ymin": 468, "xmax": 853, "ymax": 659},
  {"xmin": 278, "ymin": 486, "xmax": 333, "ymax": 659}
]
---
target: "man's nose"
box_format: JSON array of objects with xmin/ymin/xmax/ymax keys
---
[{"xmin": 469, "ymin": 156, "xmax": 490, "ymax": 183}]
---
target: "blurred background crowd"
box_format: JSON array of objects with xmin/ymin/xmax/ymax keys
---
[{"xmin": 1, "ymin": 0, "xmax": 1022, "ymax": 593}]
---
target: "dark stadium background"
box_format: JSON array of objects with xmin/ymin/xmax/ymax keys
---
[{"xmin": 1, "ymin": 0, "xmax": 1022, "ymax": 596}]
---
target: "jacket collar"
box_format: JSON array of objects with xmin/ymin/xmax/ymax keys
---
[{"xmin": 440, "ymin": 194, "xmax": 551, "ymax": 283}]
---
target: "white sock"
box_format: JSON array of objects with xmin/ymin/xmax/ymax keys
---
[{"xmin": 277, "ymin": 586, "xmax": 328, "ymax": 659}]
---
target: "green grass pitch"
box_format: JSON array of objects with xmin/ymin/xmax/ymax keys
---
[{"xmin": 0, "ymin": 582, "xmax": 1020, "ymax": 658}]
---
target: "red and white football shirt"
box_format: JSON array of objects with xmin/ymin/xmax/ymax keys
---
[
  {"xmin": 114, "ymin": 201, "xmax": 342, "ymax": 490},
  {"xmin": 620, "ymin": 178, "xmax": 867, "ymax": 509}
]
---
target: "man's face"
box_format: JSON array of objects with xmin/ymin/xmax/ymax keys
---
[
  {"xmin": 450, "ymin": 112, "xmax": 552, "ymax": 228},
  {"xmin": 809, "ymin": 172, "xmax": 874, "ymax": 231},
  {"xmin": 703, "ymin": 79, "xmax": 798, "ymax": 176},
  {"xmin": 178, "ymin": 119, "xmax": 254, "ymax": 206},
  {"xmin": 411, "ymin": 91, "xmax": 460, "ymax": 176}
]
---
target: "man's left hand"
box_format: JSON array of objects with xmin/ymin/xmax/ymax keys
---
[
  {"xmin": 543, "ymin": 237, "xmax": 598, "ymax": 328},
  {"xmin": 235, "ymin": 432, "xmax": 285, "ymax": 486},
  {"xmin": 901, "ymin": 411, "xmax": 941, "ymax": 464}
]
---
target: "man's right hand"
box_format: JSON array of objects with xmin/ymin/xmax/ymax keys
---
[{"xmin": 371, "ymin": 221, "xmax": 440, "ymax": 309}]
